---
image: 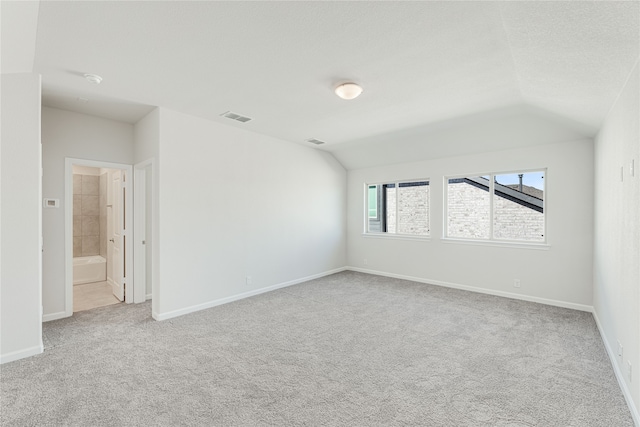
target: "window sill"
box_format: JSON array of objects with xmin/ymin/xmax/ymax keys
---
[
  {"xmin": 440, "ymin": 237, "xmax": 550, "ymax": 250},
  {"xmin": 362, "ymin": 233, "xmax": 430, "ymax": 242}
]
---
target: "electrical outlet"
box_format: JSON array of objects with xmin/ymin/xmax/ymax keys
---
[
  {"xmin": 245, "ymin": 276, "xmax": 252, "ymax": 285},
  {"xmin": 513, "ymin": 279, "xmax": 521, "ymax": 288},
  {"xmin": 617, "ymin": 341, "xmax": 623, "ymax": 357},
  {"xmin": 364, "ymin": 259, "xmax": 368, "ymax": 265},
  {"xmin": 628, "ymin": 362, "xmax": 632, "ymax": 381}
]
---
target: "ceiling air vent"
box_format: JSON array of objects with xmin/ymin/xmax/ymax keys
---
[
  {"xmin": 306, "ymin": 138, "xmax": 326, "ymax": 145},
  {"xmin": 220, "ymin": 111, "xmax": 252, "ymax": 123}
]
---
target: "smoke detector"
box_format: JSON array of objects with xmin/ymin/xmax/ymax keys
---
[{"xmin": 84, "ymin": 74, "xmax": 103, "ymax": 84}]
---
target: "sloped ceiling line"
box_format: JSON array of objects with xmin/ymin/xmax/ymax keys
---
[
  {"xmin": 599, "ymin": 57, "xmax": 640, "ymax": 130},
  {"xmin": 5, "ymin": 0, "xmax": 637, "ymax": 170},
  {"xmin": 497, "ymin": 2, "xmax": 525, "ymax": 105}
]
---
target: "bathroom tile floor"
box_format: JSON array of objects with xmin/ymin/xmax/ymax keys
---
[{"xmin": 73, "ymin": 281, "xmax": 121, "ymax": 312}]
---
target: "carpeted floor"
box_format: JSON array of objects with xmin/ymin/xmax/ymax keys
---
[{"xmin": 1, "ymin": 271, "xmax": 633, "ymax": 426}]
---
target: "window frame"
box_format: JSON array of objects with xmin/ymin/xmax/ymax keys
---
[
  {"xmin": 443, "ymin": 169, "xmax": 547, "ymax": 245},
  {"xmin": 363, "ymin": 179, "xmax": 430, "ymax": 239}
]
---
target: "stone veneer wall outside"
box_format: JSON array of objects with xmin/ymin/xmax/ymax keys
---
[
  {"xmin": 447, "ymin": 181, "xmax": 544, "ymax": 241},
  {"xmin": 371, "ymin": 181, "xmax": 542, "ymax": 240},
  {"xmin": 493, "ymin": 194, "xmax": 544, "ymax": 241},
  {"xmin": 447, "ymin": 182, "xmax": 491, "ymax": 239},
  {"xmin": 385, "ymin": 185, "xmax": 430, "ymax": 235}
]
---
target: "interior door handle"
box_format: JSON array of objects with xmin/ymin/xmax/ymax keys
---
[{"xmin": 109, "ymin": 238, "xmax": 115, "ymax": 243}]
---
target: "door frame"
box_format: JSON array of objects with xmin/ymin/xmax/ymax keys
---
[
  {"xmin": 109, "ymin": 169, "xmax": 125, "ymax": 301},
  {"xmin": 64, "ymin": 158, "xmax": 134, "ymax": 317},
  {"xmin": 133, "ymin": 158, "xmax": 156, "ymax": 304}
]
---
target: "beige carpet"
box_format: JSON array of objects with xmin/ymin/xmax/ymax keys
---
[{"xmin": 1, "ymin": 271, "xmax": 633, "ymax": 426}]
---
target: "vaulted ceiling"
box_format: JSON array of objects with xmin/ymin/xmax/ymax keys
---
[{"xmin": 2, "ymin": 1, "xmax": 638, "ymax": 168}]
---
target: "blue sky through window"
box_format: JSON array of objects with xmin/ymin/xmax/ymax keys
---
[{"xmin": 495, "ymin": 172, "xmax": 544, "ymax": 191}]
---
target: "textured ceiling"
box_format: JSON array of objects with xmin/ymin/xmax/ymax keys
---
[
  {"xmin": 3, "ymin": 1, "xmax": 639, "ymax": 164},
  {"xmin": 500, "ymin": 1, "xmax": 639, "ymax": 129}
]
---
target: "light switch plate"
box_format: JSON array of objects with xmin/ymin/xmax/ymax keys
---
[{"xmin": 43, "ymin": 198, "xmax": 59, "ymax": 208}]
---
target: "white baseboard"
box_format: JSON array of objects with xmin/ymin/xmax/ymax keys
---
[
  {"xmin": 1, "ymin": 344, "xmax": 44, "ymax": 365},
  {"xmin": 593, "ymin": 310, "xmax": 639, "ymax": 426},
  {"xmin": 145, "ymin": 293, "xmax": 152, "ymax": 301},
  {"xmin": 154, "ymin": 267, "xmax": 347, "ymax": 321},
  {"xmin": 346, "ymin": 267, "xmax": 593, "ymax": 312},
  {"xmin": 42, "ymin": 311, "xmax": 69, "ymax": 322}
]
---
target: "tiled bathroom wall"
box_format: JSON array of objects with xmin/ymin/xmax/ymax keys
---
[{"xmin": 73, "ymin": 172, "xmax": 102, "ymax": 257}]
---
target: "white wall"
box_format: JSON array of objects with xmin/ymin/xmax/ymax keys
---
[
  {"xmin": 133, "ymin": 108, "xmax": 160, "ymax": 308},
  {"xmin": 154, "ymin": 108, "xmax": 346, "ymax": 319},
  {"xmin": 594, "ymin": 63, "xmax": 639, "ymax": 417},
  {"xmin": 133, "ymin": 108, "xmax": 159, "ymax": 164},
  {"xmin": 1, "ymin": 73, "xmax": 43, "ymax": 363},
  {"xmin": 0, "ymin": 1, "xmax": 39, "ymax": 74},
  {"xmin": 330, "ymin": 105, "xmax": 593, "ymax": 170},
  {"xmin": 41, "ymin": 107, "xmax": 134, "ymax": 318},
  {"xmin": 348, "ymin": 139, "xmax": 594, "ymax": 309},
  {"xmin": 144, "ymin": 165, "xmax": 153, "ymax": 298}
]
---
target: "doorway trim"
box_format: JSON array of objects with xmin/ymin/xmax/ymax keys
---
[
  {"xmin": 133, "ymin": 158, "xmax": 156, "ymax": 304},
  {"xmin": 64, "ymin": 158, "xmax": 134, "ymax": 317}
]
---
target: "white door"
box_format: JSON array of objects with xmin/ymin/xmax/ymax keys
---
[{"xmin": 111, "ymin": 170, "xmax": 126, "ymax": 301}]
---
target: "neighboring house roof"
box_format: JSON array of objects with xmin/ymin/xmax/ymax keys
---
[
  {"xmin": 505, "ymin": 184, "xmax": 544, "ymax": 200},
  {"xmin": 449, "ymin": 177, "xmax": 544, "ymax": 213}
]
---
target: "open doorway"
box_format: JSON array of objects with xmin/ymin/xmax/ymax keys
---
[{"xmin": 65, "ymin": 158, "xmax": 134, "ymax": 316}]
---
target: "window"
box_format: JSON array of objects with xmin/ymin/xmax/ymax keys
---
[
  {"xmin": 447, "ymin": 176, "xmax": 491, "ymax": 239},
  {"xmin": 368, "ymin": 185, "xmax": 378, "ymax": 218},
  {"xmin": 366, "ymin": 180, "xmax": 429, "ymax": 236},
  {"xmin": 446, "ymin": 171, "xmax": 545, "ymax": 242}
]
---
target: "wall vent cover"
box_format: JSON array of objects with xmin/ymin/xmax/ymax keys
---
[
  {"xmin": 220, "ymin": 111, "xmax": 252, "ymax": 123},
  {"xmin": 306, "ymin": 138, "xmax": 326, "ymax": 145}
]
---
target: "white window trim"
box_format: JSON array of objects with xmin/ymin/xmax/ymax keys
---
[
  {"xmin": 363, "ymin": 179, "xmax": 430, "ymax": 237},
  {"xmin": 443, "ymin": 169, "xmax": 547, "ymax": 245},
  {"xmin": 441, "ymin": 237, "xmax": 550, "ymax": 250},
  {"xmin": 362, "ymin": 233, "xmax": 431, "ymax": 242}
]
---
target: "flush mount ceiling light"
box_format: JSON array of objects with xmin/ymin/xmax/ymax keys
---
[
  {"xmin": 84, "ymin": 73, "xmax": 102, "ymax": 84},
  {"xmin": 335, "ymin": 82, "xmax": 363, "ymax": 100}
]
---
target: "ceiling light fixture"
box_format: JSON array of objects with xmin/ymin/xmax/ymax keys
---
[
  {"xmin": 335, "ymin": 82, "xmax": 363, "ymax": 100},
  {"xmin": 84, "ymin": 74, "xmax": 102, "ymax": 84}
]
